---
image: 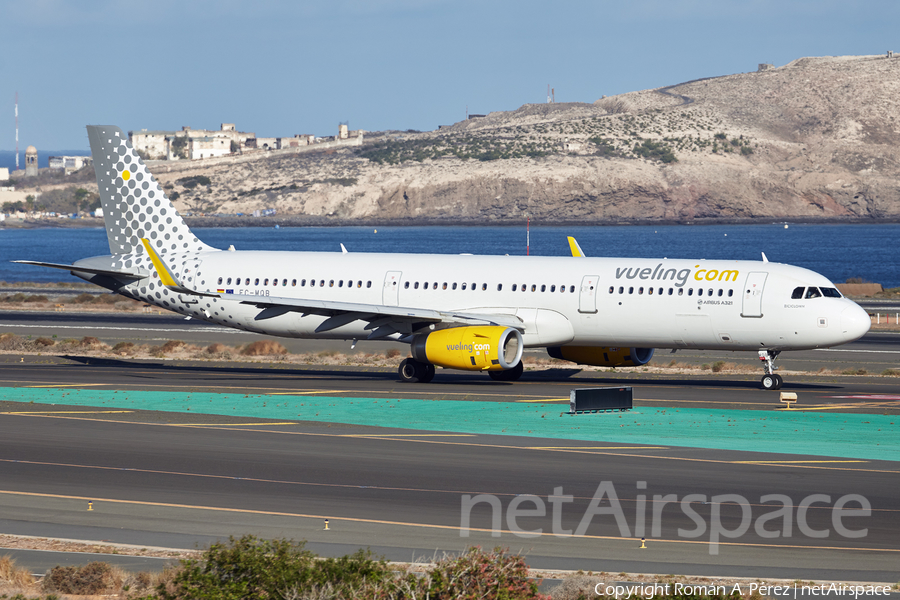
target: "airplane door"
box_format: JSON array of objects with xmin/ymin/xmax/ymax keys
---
[
  {"xmin": 383, "ymin": 271, "xmax": 401, "ymax": 306},
  {"xmin": 741, "ymin": 272, "xmax": 768, "ymax": 318},
  {"xmin": 578, "ymin": 275, "xmax": 599, "ymax": 314}
]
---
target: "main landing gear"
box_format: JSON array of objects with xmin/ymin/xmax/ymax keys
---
[
  {"xmin": 488, "ymin": 361, "xmax": 524, "ymax": 382},
  {"xmin": 398, "ymin": 358, "xmax": 435, "ymax": 383},
  {"xmin": 759, "ymin": 349, "xmax": 783, "ymax": 390}
]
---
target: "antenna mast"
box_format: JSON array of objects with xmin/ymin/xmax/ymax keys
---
[{"xmin": 15, "ymin": 92, "xmax": 19, "ymax": 170}]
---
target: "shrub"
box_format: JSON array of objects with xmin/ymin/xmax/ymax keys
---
[
  {"xmin": 206, "ymin": 343, "xmax": 229, "ymax": 354},
  {"xmin": 418, "ymin": 547, "xmax": 546, "ymax": 600},
  {"xmin": 385, "ymin": 348, "xmax": 401, "ymax": 359},
  {"xmin": 882, "ymin": 369, "xmax": 900, "ymax": 376},
  {"xmin": 78, "ymin": 336, "xmax": 103, "ymax": 347},
  {"xmin": 43, "ymin": 561, "xmax": 119, "ymax": 595},
  {"xmin": 35, "ymin": 337, "xmax": 55, "ymax": 347},
  {"xmin": 71, "ymin": 292, "xmax": 96, "ymax": 303},
  {"xmin": 0, "ymin": 555, "xmax": 35, "ymax": 588},
  {"xmin": 711, "ymin": 360, "xmax": 726, "ymax": 373},
  {"xmin": 158, "ymin": 536, "xmax": 391, "ymax": 600},
  {"xmin": 113, "ymin": 341, "xmax": 135, "ymax": 353},
  {"xmin": 24, "ymin": 295, "xmax": 48, "ymax": 303},
  {"xmin": 241, "ymin": 340, "xmax": 288, "ymax": 356}
]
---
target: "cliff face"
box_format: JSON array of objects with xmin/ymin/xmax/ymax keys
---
[{"xmin": 149, "ymin": 55, "xmax": 900, "ymax": 223}]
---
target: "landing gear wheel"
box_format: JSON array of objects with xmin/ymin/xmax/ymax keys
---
[
  {"xmin": 773, "ymin": 374, "xmax": 783, "ymax": 390},
  {"xmin": 398, "ymin": 358, "xmax": 435, "ymax": 383},
  {"xmin": 488, "ymin": 361, "xmax": 524, "ymax": 382},
  {"xmin": 761, "ymin": 374, "xmax": 778, "ymax": 390},
  {"xmin": 419, "ymin": 363, "xmax": 436, "ymax": 383}
]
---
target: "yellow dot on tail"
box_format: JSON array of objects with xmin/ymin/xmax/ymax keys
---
[{"xmin": 122, "ymin": 170, "xmax": 131, "ymax": 181}]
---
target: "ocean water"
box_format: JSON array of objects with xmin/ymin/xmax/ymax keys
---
[
  {"xmin": 1, "ymin": 223, "xmax": 898, "ymax": 288},
  {"xmin": 0, "ymin": 149, "xmax": 90, "ymax": 171}
]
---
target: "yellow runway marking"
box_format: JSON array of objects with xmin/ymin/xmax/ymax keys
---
[
  {"xmin": 516, "ymin": 398, "xmax": 569, "ymax": 403},
  {"xmin": 1, "ymin": 489, "xmax": 897, "ymax": 553},
  {"xmin": 340, "ymin": 433, "xmax": 474, "ymax": 437},
  {"xmin": 733, "ymin": 460, "xmax": 867, "ymax": 464},
  {"xmin": 528, "ymin": 446, "xmax": 667, "ymax": 450},
  {"xmin": 267, "ymin": 390, "xmax": 353, "ymax": 396},
  {"xmin": 1, "ymin": 410, "xmax": 134, "ymax": 415},
  {"xmin": 24, "ymin": 384, "xmax": 104, "ymax": 388},
  {"xmin": 170, "ymin": 422, "xmax": 299, "ymax": 427}
]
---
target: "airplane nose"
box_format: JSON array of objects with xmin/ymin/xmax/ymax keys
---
[{"xmin": 841, "ymin": 304, "xmax": 871, "ymax": 341}]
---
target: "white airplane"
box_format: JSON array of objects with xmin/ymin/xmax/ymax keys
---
[{"xmin": 16, "ymin": 125, "xmax": 871, "ymax": 390}]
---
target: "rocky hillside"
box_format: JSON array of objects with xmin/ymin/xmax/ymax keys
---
[{"xmin": 61, "ymin": 55, "xmax": 900, "ymax": 223}]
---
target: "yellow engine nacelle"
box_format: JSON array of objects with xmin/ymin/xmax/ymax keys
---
[
  {"xmin": 547, "ymin": 346, "xmax": 654, "ymax": 367},
  {"xmin": 411, "ymin": 326, "xmax": 523, "ymax": 371}
]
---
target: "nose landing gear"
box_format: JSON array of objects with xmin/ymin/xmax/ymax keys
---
[{"xmin": 759, "ymin": 349, "xmax": 783, "ymax": 390}]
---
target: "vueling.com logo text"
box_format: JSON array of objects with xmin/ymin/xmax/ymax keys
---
[
  {"xmin": 446, "ymin": 343, "xmax": 491, "ymax": 353},
  {"xmin": 615, "ymin": 264, "xmax": 740, "ymax": 288}
]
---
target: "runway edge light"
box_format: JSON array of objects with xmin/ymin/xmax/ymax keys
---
[
  {"xmin": 324, "ymin": 519, "xmax": 329, "ymax": 531},
  {"xmin": 640, "ymin": 537, "xmax": 646, "ymax": 549},
  {"xmin": 88, "ymin": 501, "xmax": 93, "ymax": 511}
]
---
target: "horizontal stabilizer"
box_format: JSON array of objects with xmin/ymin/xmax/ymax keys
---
[{"xmin": 12, "ymin": 260, "xmax": 148, "ymax": 280}]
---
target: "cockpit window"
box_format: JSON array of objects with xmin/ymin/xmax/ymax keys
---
[
  {"xmin": 820, "ymin": 287, "xmax": 842, "ymax": 298},
  {"xmin": 805, "ymin": 287, "xmax": 822, "ymax": 299},
  {"xmin": 791, "ymin": 287, "xmax": 805, "ymax": 299}
]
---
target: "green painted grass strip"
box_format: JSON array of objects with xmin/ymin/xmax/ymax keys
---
[{"xmin": 3, "ymin": 387, "xmax": 898, "ymax": 462}]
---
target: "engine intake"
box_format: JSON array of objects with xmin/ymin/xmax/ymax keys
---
[
  {"xmin": 547, "ymin": 346, "xmax": 654, "ymax": 367},
  {"xmin": 411, "ymin": 326, "xmax": 523, "ymax": 371}
]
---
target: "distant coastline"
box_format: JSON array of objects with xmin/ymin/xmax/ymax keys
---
[
  {"xmin": 3, "ymin": 214, "xmax": 900, "ymax": 229},
  {"xmin": 0, "ymin": 149, "xmax": 90, "ymax": 171}
]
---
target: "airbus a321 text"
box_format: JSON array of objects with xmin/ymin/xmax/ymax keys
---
[{"xmin": 16, "ymin": 126, "xmax": 871, "ymax": 390}]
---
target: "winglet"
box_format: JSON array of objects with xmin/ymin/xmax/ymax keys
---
[
  {"xmin": 761, "ymin": 252, "xmax": 769, "ymax": 263},
  {"xmin": 141, "ymin": 238, "xmax": 218, "ymax": 297},
  {"xmin": 567, "ymin": 236, "xmax": 586, "ymax": 258}
]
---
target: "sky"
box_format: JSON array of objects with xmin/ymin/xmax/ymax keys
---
[{"xmin": 1, "ymin": 0, "xmax": 898, "ymax": 150}]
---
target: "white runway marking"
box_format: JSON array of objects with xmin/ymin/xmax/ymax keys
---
[{"xmin": 0, "ymin": 324, "xmax": 236, "ymax": 334}]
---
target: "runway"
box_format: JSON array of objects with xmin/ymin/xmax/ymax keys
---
[{"xmin": 0, "ymin": 310, "xmax": 898, "ymax": 582}]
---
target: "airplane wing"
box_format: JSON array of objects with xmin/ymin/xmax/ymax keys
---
[
  {"xmin": 139, "ymin": 238, "xmax": 522, "ymax": 339},
  {"xmin": 12, "ymin": 260, "xmax": 148, "ymax": 280},
  {"xmin": 220, "ymin": 291, "xmax": 524, "ymax": 339}
]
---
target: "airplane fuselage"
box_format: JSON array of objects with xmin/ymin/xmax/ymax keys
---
[{"xmin": 75, "ymin": 250, "xmax": 870, "ymax": 352}]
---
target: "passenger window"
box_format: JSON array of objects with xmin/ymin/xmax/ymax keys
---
[
  {"xmin": 453, "ymin": 283, "xmax": 458, "ymax": 290},
  {"xmin": 282, "ymin": 279, "xmax": 287, "ymax": 286},
  {"xmin": 512, "ymin": 284, "xmax": 517, "ymax": 291},
  {"xmin": 560, "ymin": 285, "xmax": 565, "ymax": 293},
  {"xmin": 552, "ymin": 285, "xmax": 557, "ymax": 292},
  {"xmin": 404, "ymin": 282, "xmax": 410, "ymax": 289},
  {"xmin": 678, "ymin": 288, "xmax": 684, "ymax": 296},
  {"xmin": 357, "ymin": 281, "xmax": 362, "ymax": 288},
  {"xmin": 255, "ymin": 278, "xmax": 260, "ymax": 285},
  {"xmin": 226, "ymin": 278, "xmax": 232, "ymax": 285},
  {"xmin": 668, "ymin": 288, "xmax": 673, "ymax": 295},
  {"xmin": 658, "ymin": 288, "xmax": 663, "ymax": 295},
  {"xmin": 434, "ymin": 283, "xmax": 439, "ymax": 290},
  {"xmin": 273, "ymin": 279, "xmax": 278, "ymax": 286},
  {"xmin": 497, "ymin": 284, "xmax": 502, "ymax": 291},
  {"xmin": 806, "ymin": 287, "xmax": 822, "ymax": 299},
  {"xmin": 717, "ymin": 289, "xmax": 723, "ymax": 297},
  {"xmin": 618, "ymin": 286, "xmax": 624, "ymax": 294},
  {"xmin": 540, "ymin": 284, "xmax": 546, "ymax": 292},
  {"xmin": 472, "ymin": 283, "xmax": 476, "ymax": 290},
  {"xmin": 728, "ymin": 289, "xmax": 733, "ymax": 297},
  {"xmin": 570, "ymin": 285, "xmax": 575, "ymax": 293},
  {"xmin": 320, "ymin": 280, "xmax": 325, "ymax": 287},
  {"xmin": 423, "ymin": 282, "xmax": 428, "ymax": 289},
  {"xmin": 461, "ymin": 283, "xmax": 467, "ymax": 290},
  {"xmin": 648, "ymin": 287, "xmax": 653, "ymax": 295},
  {"xmin": 367, "ymin": 281, "xmax": 372, "ymax": 288},
  {"xmin": 481, "ymin": 283, "xmax": 487, "ymax": 291},
  {"xmin": 639, "ymin": 287, "xmax": 644, "ymax": 295},
  {"xmin": 791, "ymin": 287, "xmax": 805, "ymax": 299},
  {"xmin": 628, "ymin": 287, "xmax": 634, "ymax": 294},
  {"xmin": 291, "ymin": 279, "xmax": 296, "ymax": 287},
  {"xmin": 442, "ymin": 282, "xmax": 448, "ymax": 290},
  {"xmin": 521, "ymin": 284, "xmax": 526, "ymax": 292},
  {"xmin": 688, "ymin": 288, "xmax": 693, "ymax": 296},
  {"xmin": 414, "ymin": 282, "xmax": 419, "ymax": 289},
  {"xmin": 697, "ymin": 288, "xmax": 702, "ymax": 296},
  {"xmin": 217, "ymin": 277, "xmax": 223, "ymax": 285},
  {"xmin": 300, "ymin": 279, "xmax": 305, "ymax": 286},
  {"xmin": 338, "ymin": 280, "xmax": 343, "ymax": 288},
  {"xmin": 821, "ymin": 287, "xmax": 841, "ymax": 298},
  {"xmin": 531, "ymin": 285, "xmax": 536, "ymax": 292}
]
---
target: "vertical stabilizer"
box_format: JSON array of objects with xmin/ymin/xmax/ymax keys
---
[{"xmin": 87, "ymin": 125, "xmax": 214, "ymax": 256}]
